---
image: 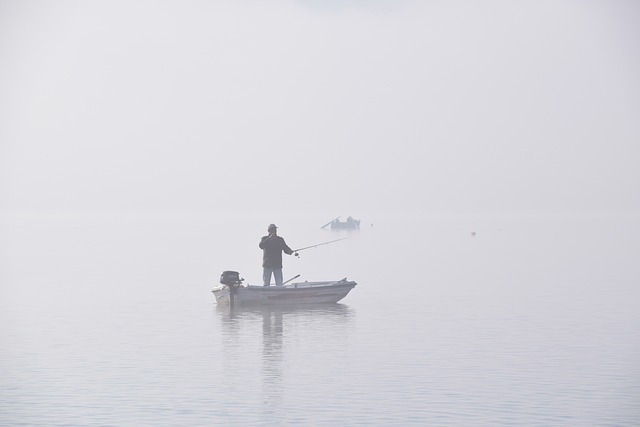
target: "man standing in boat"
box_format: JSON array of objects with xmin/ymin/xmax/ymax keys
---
[{"xmin": 259, "ymin": 223, "xmax": 294, "ymax": 287}]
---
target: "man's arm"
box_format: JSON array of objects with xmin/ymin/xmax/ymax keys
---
[{"xmin": 281, "ymin": 238, "xmax": 294, "ymax": 255}]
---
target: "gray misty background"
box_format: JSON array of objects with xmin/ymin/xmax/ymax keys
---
[
  {"xmin": 1, "ymin": 2, "xmax": 640, "ymax": 425},
  {"xmin": 1, "ymin": 0, "xmax": 639, "ymax": 220}
]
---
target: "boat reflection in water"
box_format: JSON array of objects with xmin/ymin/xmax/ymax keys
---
[{"xmin": 215, "ymin": 303, "xmax": 356, "ymax": 420}]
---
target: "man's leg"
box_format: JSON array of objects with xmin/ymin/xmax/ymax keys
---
[
  {"xmin": 274, "ymin": 268, "xmax": 284, "ymax": 286},
  {"xmin": 263, "ymin": 268, "xmax": 273, "ymax": 286}
]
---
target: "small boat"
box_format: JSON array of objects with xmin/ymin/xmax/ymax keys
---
[
  {"xmin": 212, "ymin": 271, "xmax": 357, "ymax": 306},
  {"xmin": 323, "ymin": 216, "xmax": 360, "ymax": 230}
]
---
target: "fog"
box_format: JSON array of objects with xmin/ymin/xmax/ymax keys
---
[
  {"xmin": 2, "ymin": 4, "xmax": 640, "ymax": 424},
  {"xmin": 1, "ymin": 0, "xmax": 639, "ymax": 219}
]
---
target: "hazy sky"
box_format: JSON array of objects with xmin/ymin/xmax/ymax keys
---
[{"xmin": 1, "ymin": 0, "xmax": 639, "ymax": 217}]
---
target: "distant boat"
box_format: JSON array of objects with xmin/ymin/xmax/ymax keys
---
[
  {"xmin": 212, "ymin": 278, "xmax": 357, "ymax": 306},
  {"xmin": 321, "ymin": 216, "xmax": 361, "ymax": 230}
]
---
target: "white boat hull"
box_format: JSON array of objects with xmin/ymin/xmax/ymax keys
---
[{"xmin": 212, "ymin": 279, "xmax": 357, "ymax": 306}]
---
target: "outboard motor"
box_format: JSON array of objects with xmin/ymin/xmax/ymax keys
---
[
  {"xmin": 220, "ymin": 271, "xmax": 243, "ymax": 308},
  {"xmin": 220, "ymin": 270, "xmax": 242, "ymax": 286}
]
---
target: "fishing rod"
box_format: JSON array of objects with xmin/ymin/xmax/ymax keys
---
[{"xmin": 293, "ymin": 237, "xmax": 347, "ymax": 256}]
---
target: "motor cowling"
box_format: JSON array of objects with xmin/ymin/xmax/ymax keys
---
[{"xmin": 220, "ymin": 270, "xmax": 242, "ymax": 286}]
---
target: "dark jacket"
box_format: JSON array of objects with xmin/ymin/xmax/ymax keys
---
[{"xmin": 259, "ymin": 235, "xmax": 293, "ymax": 268}]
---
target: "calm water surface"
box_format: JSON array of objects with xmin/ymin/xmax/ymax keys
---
[{"xmin": 1, "ymin": 213, "xmax": 639, "ymax": 426}]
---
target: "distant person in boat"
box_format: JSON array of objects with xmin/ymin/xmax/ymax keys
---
[{"xmin": 259, "ymin": 223, "xmax": 294, "ymax": 287}]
